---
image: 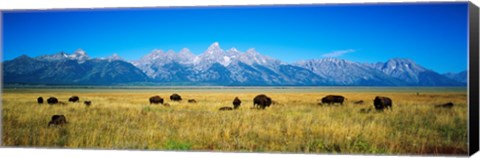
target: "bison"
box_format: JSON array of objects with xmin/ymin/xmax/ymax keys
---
[
  {"xmin": 47, "ymin": 97, "xmax": 59, "ymax": 105},
  {"xmin": 188, "ymin": 99, "xmax": 197, "ymax": 103},
  {"xmin": 359, "ymin": 108, "xmax": 372, "ymax": 113},
  {"xmin": 373, "ymin": 96, "xmax": 392, "ymax": 111},
  {"xmin": 68, "ymin": 96, "xmax": 80, "ymax": 102},
  {"xmin": 233, "ymin": 97, "xmax": 241, "ymax": 109},
  {"xmin": 149, "ymin": 96, "xmax": 164, "ymax": 104},
  {"xmin": 170, "ymin": 93, "xmax": 182, "ymax": 101},
  {"xmin": 435, "ymin": 102, "xmax": 454, "ymax": 108},
  {"xmin": 321, "ymin": 95, "xmax": 345, "ymax": 105},
  {"xmin": 48, "ymin": 115, "xmax": 67, "ymax": 127},
  {"xmin": 353, "ymin": 100, "xmax": 364, "ymax": 105},
  {"xmin": 219, "ymin": 107, "xmax": 233, "ymax": 111},
  {"xmin": 253, "ymin": 94, "xmax": 272, "ymax": 109},
  {"xmin": 37, "ymin": 97, "xmax": 44, "ymax": 104},
  {"xmin": 84, "ymin": 100, "xmax": 92, "ymax": 107}
]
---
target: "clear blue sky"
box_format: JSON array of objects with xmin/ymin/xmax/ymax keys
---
[{"xmin": 2, "ymin": 2, "xmax": 468, "ymax": 73}]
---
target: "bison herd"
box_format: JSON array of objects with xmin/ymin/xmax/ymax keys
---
[
  {"xmin": 38, "ymin": 92, "xmax": 456, "ymax": 128},
  {"xmin": 148, "ymin": 94, "xmax": 196, "ymax": 107},
  {"xmin": 141, "ymin": 93, "xmax": 410, "ymax": 112},
  {"xmin": 38, "ymin": 96, "xmax": 92, "ymax": 106}
]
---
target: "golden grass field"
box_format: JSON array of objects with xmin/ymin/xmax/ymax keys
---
[{"xmin": 1, "ymin": 87, "xmax": 468, "ymax": 155}]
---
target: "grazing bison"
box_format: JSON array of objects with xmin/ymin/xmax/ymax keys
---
[
  {"xmin": 149, "ymin": 96, "xmax": 164, "ymax": 104},
  {"xmin": 353, "ymin": 100, "xmax": 364, "ymax": 105},
  {"xmin": 84, "ymin": 100, "xmax": 92, "ymax": 107},
  {"xmin": 435, "ymin": 102, "xmax": 454, "ymax": 108},
  {"xmin": 373, "ymin": 96, "xmax": 392, "ymax": 111},
  {"xmin": 359, "ymin": 108, "xmax": 372, "ymax": 113},
  {"xmin": 37, "ymin": 97, "xmax": 44, "ymax": 104},
  {"xmin": 163, "ymin": 103, "xmax": 170, "ymax": 107},
  {"xmin": 321, "ymin": 95, "xmax": 345, "ymax": 105},
  {"xmin": 253, "ymin": 94, "xmax": 272, "ymax": 109},
  {"xmin": 219, "ymin": 107, "xmax": 233, "ymax": 111},
  {"xmin": 68, "ymin": 96, "xmax": 80, "ymax": 102},
  {"xmin": 48, "ymin": 115, "xmax": 67, "ymax": 127},
  {"xmin": 47, "ymin": 97, "xmax": 59, "ymax": 105},
  {"xmin": 233, "ymin": 97, "xmax": 241, "ymax": 109},
  {"xmin": 170, "ymin": 93, "xmax": 182, "ymax": 101},
  {"xmin": 188, "ymin": 99, "xmax": 197, "ymax": 103}
]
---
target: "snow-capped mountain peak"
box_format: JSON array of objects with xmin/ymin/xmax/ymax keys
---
[
  {"xmin": 210, "ymin": 42, "xmax": 220, "ymax": 48},
  {"xmin": 179, "ymin": 48, "xmax": 192, "ymax": 54},
  {"xmin": 371, "ymin": 58, "xmax": 430, "ymax": 83},
  {"xmin": 144, "ymin": 49, "xmax": 164, "ymax": 60},
  {"xmin": 73, "ymin": 49, "xmax": 86, "ymax": 56},
  {"xmin": 35, "ymin": 49, "xmax": 90, "ymax": 63},
  {"xmin": 236, "ymin": 48, "xmax": 281, "ymax": 67},
  {"xmin": 229, "ymin": 48, "xmax": 238, "ymax": 52},
  {"xmin": 177, "ymin": 48, "xmax": 195, "ymax": 64},
  {"xmin": 166, "ymin": 49, "xmax": 176, "ymax": 55},
  {"xmin": 70, "ymin": 49, "xmax": 90, "ymax": 62},
  {"xmin": 178, "ymin": 48, "xmax": 194, "ymax": 57},
  {"xmin": 194, "ymin": 42, "xmax": 230, "ymax": 67},
  {"xmin": 245, "ymin": 48, "xmax": 257, "ymax": 54},
  {"xmin": 206, "ymin": 42, "xmax": 223, "ymax": 53},
  {"xmin": 106, "ymin": 53, "xmax": 123, "ymax": 61},
  {"xmin": 226, "ymin": 47, "xmax": 241, "ymax": 57},
  {"xmin": 380, "ymin": 58, "xmax": 427, "ymax": 73}
]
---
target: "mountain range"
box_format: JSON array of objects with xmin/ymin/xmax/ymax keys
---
[{"xmin": 2, "ymin": 42, "xmax": 467, "ymax": 86}]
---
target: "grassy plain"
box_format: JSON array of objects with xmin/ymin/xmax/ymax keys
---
[{"xmin": 1, "ymin": 87, "xmax": 468, "ymax": 155}]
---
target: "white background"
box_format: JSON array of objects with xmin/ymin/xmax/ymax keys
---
[{"xmin": 0, "ymin": 0, "xmax": 478, "ymax": 158}]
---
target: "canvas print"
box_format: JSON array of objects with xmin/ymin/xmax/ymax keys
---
[{"xmin": 1, "ymin": 2, "xmax": 470, "ymax": 156}]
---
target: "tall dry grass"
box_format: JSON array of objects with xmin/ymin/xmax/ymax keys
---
[{"xmin": 1, "ymin": 88, "xmax": 468, "ymax": 155}]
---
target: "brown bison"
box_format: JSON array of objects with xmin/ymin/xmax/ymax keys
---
[
  {"xmin": 253, "ymin": 94, "xmax": 272, "ymax": 109},
  {"xmin": 321, "ymin": 95, "xmax": 345, "ymax": 105},
  {"xmin": 149, "ymin": 96, "xmax": 164, "ymax": 104},
  {"xmin": 163, "ymin": 103, "xmax": 170, "ymax": 107},
  {"xmin": 219, "ymin": 107, "xmax": 233, "ymax": 111},
  {"xmin": 233, "ymin": 97, "xmax": 241, "ymax": 109},
  {"xmin": 37, "ymin": 97, "xmax": 44, "ymax": 104},
  {"xmin": 84, "ymin": 100, "xmax": 92, "ymax": 107},
  {"xmin": 188, "ymin": 99, "xmax": 197, "ymax": 103},
  {"xmin": 47, "ymin": 97, "xmax": 59, "ymax": 105},
  {"xmin": 435, "ymin": 102, "xmax": 454, "ymax": 108},
  {"xmin": 170, "ymin": 93, "xmax": 182, "ymax": 101},
  {"xmin": 68, "ymin": 96, "xmax": 80, "ymax": 102},
  {"xmin": 353, "ymin": 100, "xmax": 364, "ymax": 105},
  {"xmin": 48, "ymin": 115, "xmax": 67, "ymax": 127},
  {"xmin": 373, "ymin": 96, "xmax": 392, "ymax": 111}
]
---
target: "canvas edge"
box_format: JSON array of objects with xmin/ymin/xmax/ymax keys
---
[
  {"xmin": 468, "ymin": 1, "xmax": 480, "ymax": 156},
  {"xmin": 0, "ymin": 1, "xmax": 475, "ymax": 157},
  {"xmin": 0, "ymin": 1, "xmax": 470, "ymax": 13},
  {"xmin": 0, "ymin": 9, "xmax": 4, "ymax": 147}
]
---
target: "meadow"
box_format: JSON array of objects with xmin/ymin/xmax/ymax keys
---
[{"xmin": 1, "ymin": 87, "xmax": 468, "ymax": 155}]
